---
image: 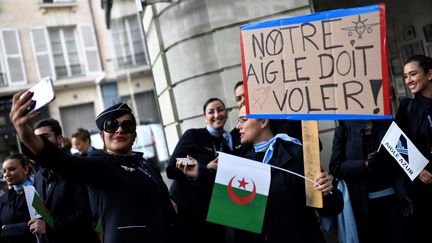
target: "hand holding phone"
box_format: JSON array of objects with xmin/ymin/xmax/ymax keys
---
[
  {"xmin": 20, "ymin": 77, "xmax": 55, "ymax": 115},
  {"xmin": 177, "ymin": 157, "xmax": 195, "ymax": 166}
]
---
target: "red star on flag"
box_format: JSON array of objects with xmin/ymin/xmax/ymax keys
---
[{"xmin": 238, "ymin": 178, "xmax": 249, "ymax": 189}]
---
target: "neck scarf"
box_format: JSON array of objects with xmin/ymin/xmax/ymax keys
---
[
  {"xmin": 13, "ymin": 174, "xmax": 35, "ymax": 191},
  {"xmin": 253, "ymin": 133, "xmax": 302, "ymax": 164},
  {"xmin": 206, "ymin": 125, "xmax": 233, "ymax": 151}
]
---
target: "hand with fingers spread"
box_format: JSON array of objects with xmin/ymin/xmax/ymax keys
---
[
  {"xmin": 176, "ymin": 155, "xmax": 198, "ymax": 179},
  {"xmin": 314, "ymin": 172, "xmax": 333, "ymax": 196}
]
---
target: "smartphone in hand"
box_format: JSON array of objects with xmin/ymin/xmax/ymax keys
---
[
  {"xmin": 20, "ymin": 76, "xmax": 55, "ymax": 115},
  {"xmin": 177, "ymin": 158, "xmax": 195, "ymax": 166}
]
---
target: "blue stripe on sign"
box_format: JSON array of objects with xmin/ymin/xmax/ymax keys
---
[
  {"xmin": 245, "ymin": 113, "xmax": 393, "ymax": 120},
  {"xmin": 241, "ymin": 4, "xmax": 379, "ymax": 31}
]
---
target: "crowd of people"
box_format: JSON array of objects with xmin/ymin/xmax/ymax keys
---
[{"xmin": 0, "ymin": 54, "xmax": 431, "ymax": 243}]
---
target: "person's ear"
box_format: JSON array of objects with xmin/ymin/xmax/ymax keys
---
[
  {"xmin": 260, "ymin": 119, "xmax": 270, "ymax": 129},
  {"xmin": 23, "ymin": 165, "xmax": 30, "ymax": 177},
  {"xmin": 99, "ymin": 131, "xmax": 105, "ymax": 146},
  {"xmin": 57, "ymin": 135, "xmax": 64, "ymax": 147}
]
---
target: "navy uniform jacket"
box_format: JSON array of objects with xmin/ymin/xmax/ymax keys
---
[
  {"xmin": 29, "ymin": 138, "xmax": 179, "ymax": 243},
  {"xmin": 395, "ymin": 95, "xmax": 432, "ymax": 242},
  {"xmin": 166, "ymin": 128, "xmax": 232, "ymax": 222},
  {"xmin": 240, "ymin": 140, "xmax": 343, "ymax": 243},
  {"xmin": 0, "ymin": 189, "xmax": 37, "ymax": 243},
  {"xmin": 166, "ymin": 128, "xmax": 232, "ymax": 243}
]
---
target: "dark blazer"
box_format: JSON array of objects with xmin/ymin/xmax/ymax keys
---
[
  {"xmin": 395, "ymin": 95, "xmax": 432, "ymax": 173},
  {"xmin": 166, "ymin": 128, "xmax": 232, "ymax": 243},
  {"xmin": 33, "ymin": 170, "xmax": 98, "ymax": 243},
  {"xmin": 167, "ymin": 128, "xmax": 232, "ymax": 221},
  {"xmin": 30, "ymin": 139, "xmax": 179, "ymax": 243},
  {"xmin": 240, "ymin": 140, "xmax": 343, "ymax": 243},
  {"xmin": 395, "ymin": 95, "xmax": 432, "ymax": 242},
  {"xmin": 0, "ymin": 189, "xmax": 37, "ymax": 243}
]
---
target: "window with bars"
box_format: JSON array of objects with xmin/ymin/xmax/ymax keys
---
[
  {"xmin": 48, "ymin": 27, "xmax": 83, "ymax": 79},
  {"xmin": 111, "ymin": 14, "xmax": 148, "ymax": 70},
  {"xmin": 30, "ymin": 24, "xmax": 100, "ymax": 80}
]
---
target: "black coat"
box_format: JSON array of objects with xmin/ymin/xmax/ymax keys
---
[
  {"xmin": 395, "ymin": 95, "xmax": 432, "ymax": 241},
  {"xmin": 240, "ymin": 140, "xmax": 343, "ymax": 243},
  {"xmin": 166, "ymin": 128, "xmax": 232, "ymax": 243},
  {"xmin": 30, "ymin": 138, "xmax": 179, "ymax": 243},
  {"xmin": 0, "ymin": 189, "xmax": 36, "ymax": 243},
  {"xmin": 329, "ymin": 120, "xmax": 408, "ymax": 242},
  {"xmin": 167, "ymin": 128, "xmax": 232, "ymax": 221},
  {"xmin": 33, "ymin": 170, "xmax": 98, "ymax": 243}
]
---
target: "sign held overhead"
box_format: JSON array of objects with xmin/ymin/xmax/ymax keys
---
[{"xmin": 240, "ymin": 4, "xmax": 390, "ymax": 120}]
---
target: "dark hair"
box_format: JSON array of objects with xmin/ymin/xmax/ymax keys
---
[
  {"xmin": 268, "ymin": 119, "xmax": 302, "ymax": 139},
  {"xmin": 234, "ymin": 81, "xmax": 244, "ymax": 92},
  {"xmin": 33, "ymin": 118, "xmax": 62, "ymax": 136},
  {"xmin": 71, "ymin": 128, "xmax": 91, "ymax": 143},
  {"xmin": 202, "ymin": 97, "xmax": 226, "ymax": 114},
  {"xmin": 404, "ymin": 55, "xmax": 432, "ymax": 74},
  {"xmin": 4, "ymin": 153, "xmax": 36, "ymax": 174}
]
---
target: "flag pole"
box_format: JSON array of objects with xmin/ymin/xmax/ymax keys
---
[{"xmin": 267, "ymin": 164, "xmax": 332, "ymax": 194}]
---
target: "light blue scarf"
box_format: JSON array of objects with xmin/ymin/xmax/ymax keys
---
[
  {"xmin": 206, "ymin": 125, "xmax": 233, "ymax": 151},
  {"xmin": 13, "ymin": 174, "xmax": 35, "ymax": 191},
  {"xmin": 253, "ymin": 133, "xmax": 302, "ymax": 164}
]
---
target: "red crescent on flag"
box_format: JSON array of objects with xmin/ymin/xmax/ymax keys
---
[{"xmin": 227, "ymin": 176, "xmax": 256, "ymax": 205}]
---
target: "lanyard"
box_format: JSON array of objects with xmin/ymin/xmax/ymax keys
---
[
  {"xmin": 427, "ymin": 114, "xmax": 432, "ymax": 127},
  {"xmin": 212, "ymin": 141, "xmax": 223, "ymax": 156},
  {"xmin": 427, "ymin": 113, "xmax": 432, "ymax": 155}
]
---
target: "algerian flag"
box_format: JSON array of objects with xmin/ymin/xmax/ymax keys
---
[
  {"xmin": 207, "ymin": 152, "xmax": 270, "ymax": 233},
  {"xmin": 380, "ymin": 121, "xmax": 429, "ymax": 181},
  {"xmin": 24, "ymin": 185, "xmax": 54, "ymax": 228}
]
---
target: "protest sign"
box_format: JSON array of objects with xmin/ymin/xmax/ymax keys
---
[{"xmin": 240, "ymin": 4, "xmax": 390, "ymax": 120}]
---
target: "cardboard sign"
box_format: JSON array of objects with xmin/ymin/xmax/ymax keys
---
[{"xmin": 240, "ymin": 4, "xmax": 390, "ymax": 120}]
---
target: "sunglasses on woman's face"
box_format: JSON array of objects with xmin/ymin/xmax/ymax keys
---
[{"xmin": 103, "ymin": 120, "xmax": 136, "ymax": 134}]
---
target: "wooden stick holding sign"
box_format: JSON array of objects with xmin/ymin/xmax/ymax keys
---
[{"xmin": 301, "ymin": 120, "xmax": 323, "ymax": 208}]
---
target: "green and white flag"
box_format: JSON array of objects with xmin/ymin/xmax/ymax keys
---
[
  {"xmin": 207, "ymin": 152, "xmax": 271, "ymax": 233},
  {"xmin": 24, "ymin": 185, "xmax": 54, "ymax": 228}
]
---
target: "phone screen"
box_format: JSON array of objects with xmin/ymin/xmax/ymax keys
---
[{"xmin": 20, "ymin": 76, "xmax": 56, "ymax": 115}]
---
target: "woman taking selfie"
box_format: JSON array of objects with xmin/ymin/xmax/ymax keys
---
[{"xmin": 9, "ymin": 95, "xmax": 180, "ymax": 243}]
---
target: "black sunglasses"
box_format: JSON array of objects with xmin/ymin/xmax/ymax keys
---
[{"xmin": 103, "ymin": 120, "xmax": 136, "ymax": 134}]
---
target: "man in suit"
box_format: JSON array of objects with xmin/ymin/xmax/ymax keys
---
[
  {"xmin": 71, "ymin": 127, "xmax": 103, "ymax": 242},
  {"xmin": 28, "ymin": 118, "xmax": 99, "ymax": 243}
]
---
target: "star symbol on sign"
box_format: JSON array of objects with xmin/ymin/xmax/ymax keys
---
[{"xmin": 238, "ymin": 178, "xmax": 249, "ymax": 189}]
